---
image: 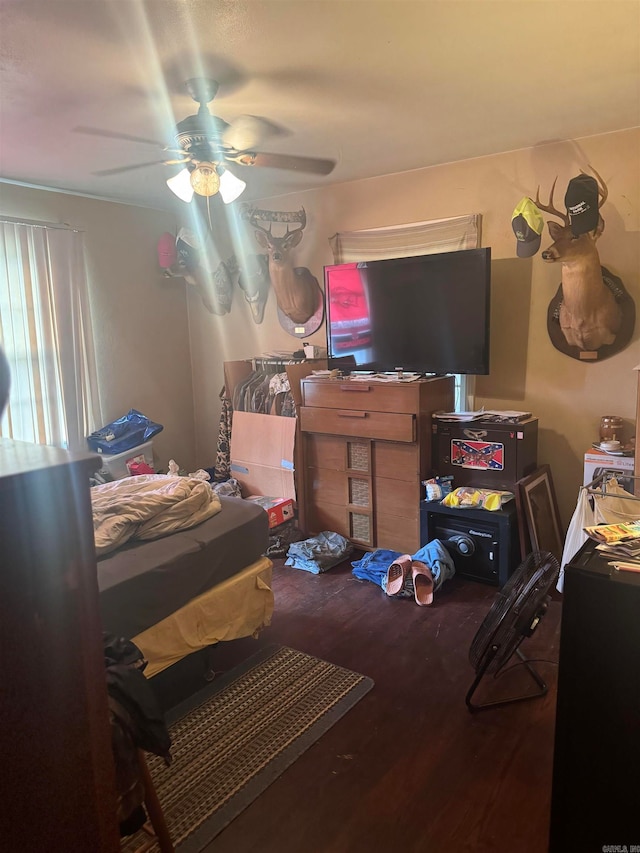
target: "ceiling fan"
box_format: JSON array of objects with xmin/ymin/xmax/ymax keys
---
[{"xmin": 76, "ymin": 77, "xmax": 336, "ymax": 204}]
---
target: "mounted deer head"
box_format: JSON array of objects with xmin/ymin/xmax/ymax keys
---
[
  {"xmin": 249, "ymin": 207, "xmax": 320, "ymax": 325},
  {"xmin": 535, "ymin": 167, "xmax": 623, "ymax": 353}
]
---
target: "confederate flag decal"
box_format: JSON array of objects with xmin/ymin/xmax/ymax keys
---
[{"xmin": 451, "ymin": 439, "xmax": 505, "ymax": 470}]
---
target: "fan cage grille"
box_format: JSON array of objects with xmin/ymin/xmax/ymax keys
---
[{"xmin": 469, "ymin": 551, "xmax": 560, "ymax": 675}]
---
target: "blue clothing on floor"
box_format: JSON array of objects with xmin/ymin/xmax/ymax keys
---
[
  {"xmin": 414, "ymin": 540, "xmax": 456, "ymax": 590},
  {"xmin": 352, "ymin": 549, "xmax": 401, "ymax": 587},
  {"xmin": 285, "ymin": 531, "xmax": 353, "ymax": 574},
  {"xmin": 351, "ymin": 540, "xmax": 455, "ymax": 593}
]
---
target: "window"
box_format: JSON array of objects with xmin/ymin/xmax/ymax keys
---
[{"xmin": 0, "ymin": 220, "xmax": 101, "ymax": 450}]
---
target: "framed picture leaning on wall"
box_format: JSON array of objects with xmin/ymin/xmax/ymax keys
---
[{"xmin": 516, "ymin": 464, "xmax": 564, "ymax": 561}]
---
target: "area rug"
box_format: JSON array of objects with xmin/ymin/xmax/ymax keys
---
[{"xmin": 122, "ymin": 644, "xmax": 374, "ymax": 852}]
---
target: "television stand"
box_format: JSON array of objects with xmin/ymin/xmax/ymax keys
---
[{"xmin": 298, "ymin": 373, "xmax": 454, "ymax": 552}]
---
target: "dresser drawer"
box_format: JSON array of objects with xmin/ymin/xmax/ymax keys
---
[
  {"xmin": 300, "ymin": 406, "xmax": 415, "ymax": 443},
  {"xmin": 375, "ymin": 476, "xmax": 420, "ymax": 521},
  {"xmin": 302, "ymin": 380, "xmax": 420, "ymax": 414},
  {"xmin": 306, "ymin": 434, "xmax": 374, "ymax": 474},
  {"xmin": 308, "ymin": 502, "xmax": 374, "ymax": 546},
  {"xmin": 376, "ymin": 513, "xmax": 420, "ymax": 553},
  {"xmin": 373, "ymin": 441, "xmax": 419, "ymax": 482}
]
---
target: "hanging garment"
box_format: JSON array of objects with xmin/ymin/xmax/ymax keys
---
[
  {"xmin": 104, "ymin": 633, "xmax": 171, "ymax": 835},
  {"xmin": 558, "ymin": 478, "xmax": 640, "ymax": 592},
  {"xmin": 214, "ymin": 387, "xmax": 233, "ymax": 482}
]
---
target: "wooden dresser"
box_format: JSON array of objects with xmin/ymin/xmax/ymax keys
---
[
  {"xmin": 299, "ymin": 375, "xmax": 454, "ymax": 552},
  {"xmin": 0, "ymin": 439, "xmax": 119, "ymax": 852}
]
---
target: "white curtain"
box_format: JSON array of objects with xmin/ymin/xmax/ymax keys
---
[
  {"xmin": 0, "ymin": 221, "xmax": 101, "ymax": 451},
  {"xmin": 328, "ymin": 213, "xmax": 482, "ymax": 409},
  {"xmin": 328, "ymin": 214, "xmax": 481, "ymax": 264}
]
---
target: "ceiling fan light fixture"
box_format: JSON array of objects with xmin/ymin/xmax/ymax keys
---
[
  {"xmin": 190, "ymin": 162, "xmax": 220, "ymax": 198},
  {"xmin": 166, "ymin": 167, "xmax": 194, "ymax": 203},
  {"xmin": 218, "ymin": 167, "xmax": 247, "ymax": 204}
]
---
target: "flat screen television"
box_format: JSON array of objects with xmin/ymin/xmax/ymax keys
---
[{"xmin": 324, "ymin": 247, "xmax": 491, "ymax": 375}]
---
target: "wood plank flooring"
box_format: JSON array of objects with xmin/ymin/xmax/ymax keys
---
[{"xmin": 154, "ymin": 556, "xmax": 561, "ymax": 853}]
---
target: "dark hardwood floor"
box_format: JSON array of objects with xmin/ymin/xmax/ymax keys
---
[{"xmin": 154, "ymin": 556, "xmax": 561, "ymax": 853}]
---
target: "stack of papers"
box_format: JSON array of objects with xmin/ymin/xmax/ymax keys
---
[
  {"xmin": 349, "ymin": 371, "xmax": 422, "ymax": 382},
  {"xmin": 348, "ymin": 373, "xmax": 421, "ymax": 382},
  {"xmin": 585, "ymin": 520, "xmax": 640, "ymax": 544},
  {"xmin": 588, "ymin": 520, "xmax": 640, "ymax": 573},
  {"xmin": 433, "ymin": 409, "xmax": 532, "ymax": 422}
]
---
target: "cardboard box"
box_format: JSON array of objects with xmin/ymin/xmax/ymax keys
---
[
  {"xmin": 96, "ymin": 440, "xmax": 154, "ymax": 480},
  {"xmin": 583, "ymin": 448, "xmax": 634, "ymax": 487},
  {"xmin": 230, "ymin": 411, "xmax": 296, "ymax": 500},
  {"xmin": 247, "ymin": 495, "xmax": 295, "ymax": 528}
]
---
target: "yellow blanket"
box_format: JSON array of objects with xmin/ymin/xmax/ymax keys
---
[{"xmin": 92, "ymin": 474, "xmax": 222, "ymax": 556}]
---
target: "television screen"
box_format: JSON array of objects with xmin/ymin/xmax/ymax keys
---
[{"xmin": 324, "ymin": 247, "xmax": 491, "ymax": 375}]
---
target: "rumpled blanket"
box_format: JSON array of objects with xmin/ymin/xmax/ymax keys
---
[{"xmin": 92, "ymin": 474, "xmax": 221, "ymax": 556}]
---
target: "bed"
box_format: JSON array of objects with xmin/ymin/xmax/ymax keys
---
[{"xmin": 96, "ymin": 490, "xmax": 274, "ymax": 677}]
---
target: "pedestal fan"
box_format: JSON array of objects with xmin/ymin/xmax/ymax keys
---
[{"xmin": 466, "ymin": 550, "xmax": 560, "ymax": 712}]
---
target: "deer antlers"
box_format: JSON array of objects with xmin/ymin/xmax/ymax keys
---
[
  {"xmin": 535, "ymin": 176, "xmax": 569, "ymax": 225},
  {"xmin": 245, "ymin": 206, "xmax": 306, "ymax": 227},
  {"xmin": 535, "ymin": 166, "xmax": 608, "ymax": 225},
  {"xmin": 247, "ymin": 207, "xmax": 307, "ymax": 243}
]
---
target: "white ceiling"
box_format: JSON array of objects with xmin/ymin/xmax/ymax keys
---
[{"xmin": 1, "ymin": 0, "xmax": 638, "ymax": 210}]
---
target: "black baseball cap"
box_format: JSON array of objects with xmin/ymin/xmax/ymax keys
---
[{"xmin": 565, "ymin": 175, "xmax": 599, "ymax": 235}]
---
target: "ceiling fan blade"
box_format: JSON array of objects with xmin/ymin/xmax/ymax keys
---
[
  {"xmin": 92, "ymin": 159, "xmax": 185, "ymax": 177},
  {"xmin": 74, "ymin": 126, "xmax": 166, "ymax": 147},
  {"xmin": 235, "ymin": 151, "xmax": 336, "ymax": 176},
  {"xmin": 222, "ymin": 115, "xmax": 277, "ymax": 152}
]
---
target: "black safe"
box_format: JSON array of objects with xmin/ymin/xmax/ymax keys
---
[
  {"xmin": 431, "ymin": 417, "xmax": 538, "ymax": 491},
  {"xmin": 420, "ymin": 500, "xmax": 521, "ymax": 587}
]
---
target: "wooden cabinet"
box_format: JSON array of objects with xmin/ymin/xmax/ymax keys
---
[
  {"xmin": 0, "ymin": 439, "xmax": 119, "ymax": 852},
  {"xmin": 635, "ymin": 364, "xmax": 639, "ymax": 496},
  {"xmin": 549, "ymin": 541, "xmax": 640, "ymax": 851},
  {"xmin": 299, "ymin": 375, "xmax": 454, "ymax": 552}
]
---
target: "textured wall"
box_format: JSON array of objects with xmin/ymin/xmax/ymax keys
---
[{"xmin": 189, "ymin": 128, "xmax": 640, "ymax": 527}]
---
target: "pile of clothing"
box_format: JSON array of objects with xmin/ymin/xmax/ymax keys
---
[
  {"xmin": 104, "ymin": 634, "xmax": 171, "ymax": 837},
  {"xmin": 352, "ymin": 540, "xmax": 455, "ymax": 607},
  {"xmin": 285, "ymin": 531, "xmax": 353, "ymax": 574}
]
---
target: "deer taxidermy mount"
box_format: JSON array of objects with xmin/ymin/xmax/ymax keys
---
[
  {"xmin": 243, "ymin": 206, "xmax": 324, "ymax": 336},
  {"xmin": 535, "ymin": 167, "xmax": 635, "ymax": 361},
  {"xmin": 158, "ymin": 228, "xmax": 236, "ymax": 316}
]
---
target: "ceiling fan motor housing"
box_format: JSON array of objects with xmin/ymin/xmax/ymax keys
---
[{"xmin": 175, "ymin": 114, "xmax": 231, "ymax": 158}]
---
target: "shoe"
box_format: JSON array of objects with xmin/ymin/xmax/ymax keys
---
[
  {"xmin": 385, "ymin": 554, "xmax": 412, "ymax": 596},
  {"xmin": 411, "ymin": 561, "xmax": 434, "ymax": 606}
]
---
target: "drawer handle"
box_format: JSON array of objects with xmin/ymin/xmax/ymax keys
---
[
  {"xmin": 341, "ymin": 384, "xmax": 370, "ymax": 392},
  {"xmin": 337, "ymin": 410, "xmax": 368, "ymax": 418}
]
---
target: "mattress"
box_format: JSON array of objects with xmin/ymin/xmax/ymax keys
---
[
  {"xmin": 133, "ymin": 555, "xmax": 274, "ymax": 677},
  {"xmin": 97, "ymin": 496, "xmax": 268, "ymax": 639}
]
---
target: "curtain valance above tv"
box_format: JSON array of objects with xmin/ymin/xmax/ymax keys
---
[{"xmin": 328, "ymin": 213, "xmax": 482, "ymax": 264}]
